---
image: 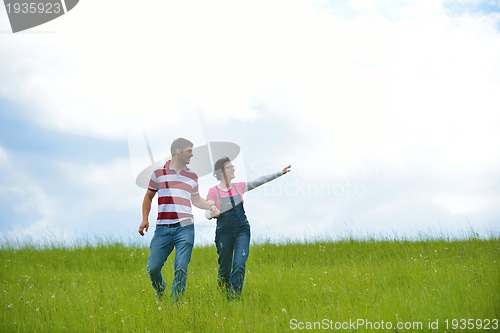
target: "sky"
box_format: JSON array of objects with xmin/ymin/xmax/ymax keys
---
[{"xmin": 1, "ymin": 0, "xmax": 499, "ymax": 247}]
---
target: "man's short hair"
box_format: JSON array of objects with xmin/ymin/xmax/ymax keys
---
[{"xmin": 171, "ymin": 138, "xmax": 194, "ymax": 156}]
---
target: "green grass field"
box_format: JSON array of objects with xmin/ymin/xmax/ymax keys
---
[{"xmin": 1, "ymin": 238, "xmax": 499, "ymax": 332}]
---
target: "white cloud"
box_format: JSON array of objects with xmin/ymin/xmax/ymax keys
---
[
  {"xmin": 0, "ymin": 0, "xmax": 394, "ymax": 138},
  {"xmin": 8, "ymin": 187, "xmax": 61, "ymax": 240},
  {"xmin": 52, "ymin": 158, "xmax": 143, "ymax": 233},
  {"xmin": 0, "ymin": 142, "xmax": 142, "ymax": 244},
  {"xmin": 0, "ymin": 148, "xmax": 61, "ymax": 243},
  {"xmin": 1, "ymin": 0, "xmax": 499, "ymax": 243},
  {"xmin": 0, "ymin": 145, "xmax": 9, "ymax": 166}
]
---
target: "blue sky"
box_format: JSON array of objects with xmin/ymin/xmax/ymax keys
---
[
  {"xmin": 1, "ymin": 0, "xmax": 499, "ymax": 246},
  {"xmin": 445, "ymin": 0, "xmax": 500, "ymax": 15}
]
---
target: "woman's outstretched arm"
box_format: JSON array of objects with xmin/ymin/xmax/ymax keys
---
[{"xmin": 245, "ymin": 165, "xmax": 291, "ymax": 192}]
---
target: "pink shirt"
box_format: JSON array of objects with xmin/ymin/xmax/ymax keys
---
[{"xmin": 205, "ymin": 182, "xmax": 246, "ymax": 210}]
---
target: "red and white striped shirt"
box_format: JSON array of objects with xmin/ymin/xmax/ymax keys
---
[{"xmin": 148, "ymin": 160, "xmax": 199, "ymax": 225}]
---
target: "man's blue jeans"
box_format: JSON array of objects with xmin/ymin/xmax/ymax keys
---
[
  {"xmin": 215, "ymin": 222, "xmax": 250, "ymax": 298},
  {"xmin": 147, "ymin": 224, "xmax": 194, "ymax": 302}
]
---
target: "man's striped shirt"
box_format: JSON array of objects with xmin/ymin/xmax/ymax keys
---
[{"xmin": 148, "ymin": 160, "xmax": 199, "ymax": 225}]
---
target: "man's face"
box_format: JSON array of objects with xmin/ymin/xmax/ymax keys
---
[{"xmin": 178, "ymin": 147, "xmax": 193, "ymax": 165}]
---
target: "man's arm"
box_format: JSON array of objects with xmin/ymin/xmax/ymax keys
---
[
  {"xmin": 204, "ymin": 200, "xmax": 216, "ymax": 220},
  {"xmin": 192, "ymin": 194, "xmax": 220, "ymax": 217},
  {"xmin": 138, "ymin": 189, "xmax": 156, "ymax": 236}
]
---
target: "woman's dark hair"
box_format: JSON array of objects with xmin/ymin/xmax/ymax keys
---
[{"xmin": 213, "ymin": 157, "xmax": 231, "ymax": 180}]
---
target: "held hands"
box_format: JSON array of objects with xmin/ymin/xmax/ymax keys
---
[
  {"xmin": 138, "ymin": 219, "xmax": 149, "ymax": 236},
  {"xmin": 210, "ymin": 204, "xmax": 220, "ymax": 218},
  {"xmin": 282, "ymin": 165, "xmax": 292, "ymax": 175}
]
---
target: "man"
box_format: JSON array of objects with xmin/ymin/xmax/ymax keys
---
[{"xmin": 138, "ymin": 137, "xmax": 220, "ymax": 302}]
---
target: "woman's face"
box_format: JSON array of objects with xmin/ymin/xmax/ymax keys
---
[{"xmin": 223, "ymin": 161, "xmax": 236, "ymax": 181}]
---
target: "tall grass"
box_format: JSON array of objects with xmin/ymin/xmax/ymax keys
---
[{"xmin": 1, "ymin": 238, "xmax": 498, "ymax": 332}]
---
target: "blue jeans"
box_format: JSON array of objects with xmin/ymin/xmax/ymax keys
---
[
  {"xmin": 215, "ymin": 222, "xmax": 250, "ymax": 298},
  {"xmin": 147, "ymin": 224, "xmax": 194, "ymax": 302}
]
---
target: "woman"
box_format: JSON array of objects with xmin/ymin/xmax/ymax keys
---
[{"xmin": 205, "ymin": 157, "xmax": 291, "ymax": 299}]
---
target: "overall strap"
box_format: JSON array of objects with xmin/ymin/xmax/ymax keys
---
[
  {"xmin": 216, "ymin": 185, "xmax": 236, "ymax": 208},
  {"xmin": 232, "ymin": 185, "xmax": 242, "ymax": 197}
]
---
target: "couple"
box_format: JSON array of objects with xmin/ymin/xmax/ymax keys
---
[{"xmin": 138, "ymin": 138, "xmax": 291, "ymax": 302}]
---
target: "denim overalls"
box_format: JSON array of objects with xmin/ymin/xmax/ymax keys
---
[{"xmin": 214, "ymin": 186, "xmax": 251, "ymax": 298}]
